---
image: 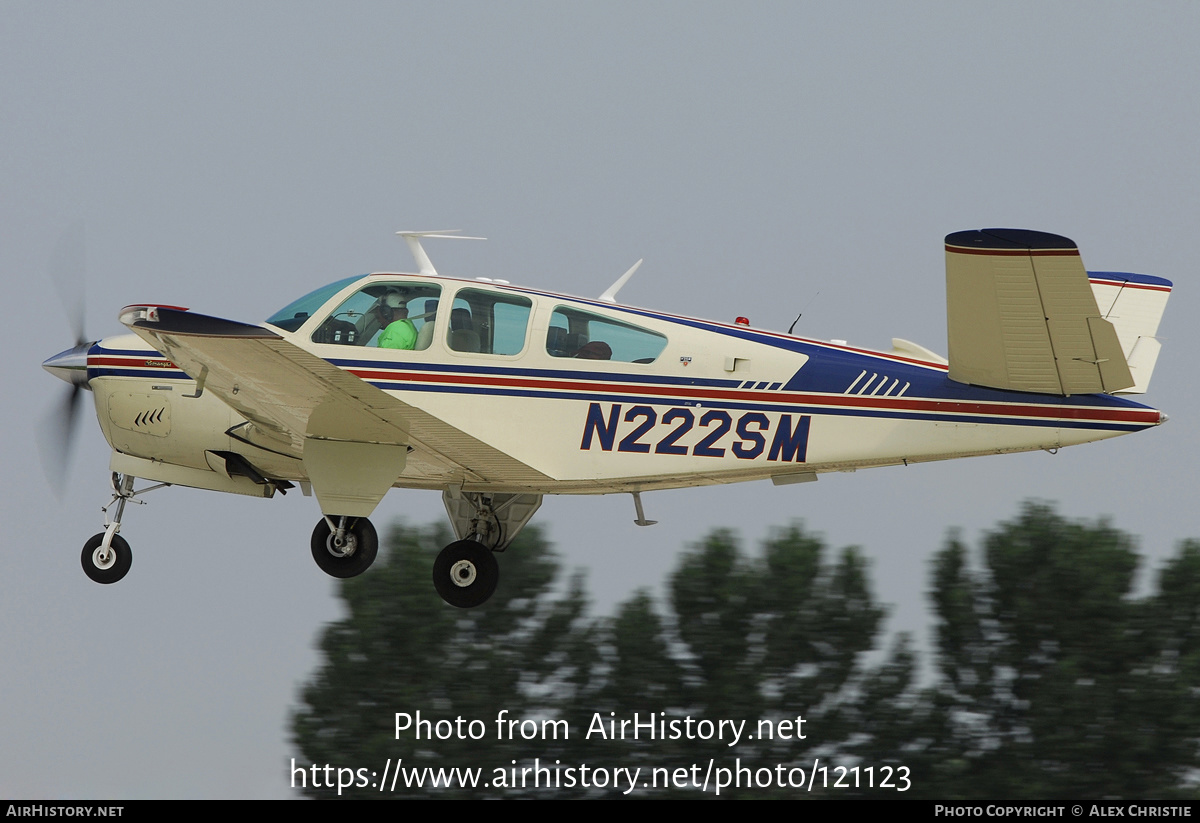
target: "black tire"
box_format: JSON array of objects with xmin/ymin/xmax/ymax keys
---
[
  {"xmin": 310, "ymin": 517, "xmax": 378, "ymax": 579},
  {"xmin": 81, "ymin": 533, "xmax": 132, "ymax": 584},
  {"xmin": 432, "ymin": 539, "xmax": 499, "ymax": 608}
]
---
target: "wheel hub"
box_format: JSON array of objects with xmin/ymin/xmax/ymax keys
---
[
  {"xmin": 92, "ymin": 546, "xmax": 115, "ymax": 570},
  {"xmin": 326, "ymin": 533, "xmax": 358, "ymax": 558},
  {"xmin": 449, "ymin": 559, "xmax": 477, "ymax": 588}
]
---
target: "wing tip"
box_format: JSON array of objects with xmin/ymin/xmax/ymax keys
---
[{"xmin": 126, "ymin": 307, "xmax": 279, "ymax": 339}]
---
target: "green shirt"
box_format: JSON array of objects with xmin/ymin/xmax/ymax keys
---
[{"xmin": 379, "ymin": 319, "xmax": 417, "ymax": 350}]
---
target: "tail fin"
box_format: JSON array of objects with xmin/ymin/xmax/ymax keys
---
[
  {"xmin": 1088, "ymin": 272, "xmax": 1173, "ymax": 393},
  {"xmin": 945, "ymin": 229, "xmax": 1133, "ymax": 396}
]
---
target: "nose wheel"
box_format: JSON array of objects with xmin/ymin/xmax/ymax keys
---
[
  {"xmin": 433, "ymin": 540, "xmax": 499, "ymax": 608},
  {"xmin": 77, "ymin": 472, "xmax": 168, "ymax": 585},
  {"xmin": 81, "ymin": 532, "xmax": 132, "ymax": 584}
]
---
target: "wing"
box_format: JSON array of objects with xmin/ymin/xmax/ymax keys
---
[
  {"xmin": 944, "ymin": 229, "xmax": 1134, "ymax": 396},
  {"xmin": 121, "ymin": 306, "xmax": 549, "ymax": 513}
]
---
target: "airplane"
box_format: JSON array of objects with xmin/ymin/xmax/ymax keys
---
[{"xmin": 42, "ymin": 228, "xmax": 1172, "ymax": 608}]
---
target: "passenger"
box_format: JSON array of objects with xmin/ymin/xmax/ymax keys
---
[
  {"xmin": 574, "ymin": 341, "xmax": 612, "ymax": 360},
  {"xmin": 377, "ymin": 294, "xmax": 417, "ymax": 350}
]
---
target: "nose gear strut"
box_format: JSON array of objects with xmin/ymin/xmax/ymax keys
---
[{"xmin": 80, "ymin": 472, "xmax": 170, "ymax": 584}]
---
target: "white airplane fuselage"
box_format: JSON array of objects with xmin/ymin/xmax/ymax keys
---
[{"xmin": 77, "ymin": 271, "xmax": 1165, "ymax": 501}]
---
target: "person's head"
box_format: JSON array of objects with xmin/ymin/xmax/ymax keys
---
[
  {"xmin": 380, "ymin": 291, "xmax": 408, "ymax": 321},
  {"xmin": 574, "ymin": 341, "xmax": 612, "ymax": 360}
]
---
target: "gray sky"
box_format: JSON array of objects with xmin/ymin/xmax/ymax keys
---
[{"xmin": 3, "ymin": 1, "xmax": 1198, "ymax": 798}]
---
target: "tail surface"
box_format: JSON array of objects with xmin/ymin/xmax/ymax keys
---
[
  {"xmin": 1087, "ymin": 272, "xmax": 1172, "ymax": 393},
  {"xmin": 944, "ymin": 229, "xmax": 1169, "ymax": 397}
]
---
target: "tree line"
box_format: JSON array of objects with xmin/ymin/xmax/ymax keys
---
[{"xmin": 292, "ymin": 502, "xmax": 1200, "ymax": 798}]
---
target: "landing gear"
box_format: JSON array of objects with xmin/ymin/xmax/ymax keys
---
[
  {"xmin": 78, "ymin": 472, "xmax": 169, "ymax": 585},
  {"xmin": 81, "ymin": 533, "xmax": 132, "ymax": 584},
  {"xmin": 303, "ymin": 490, "xmax": 541, "ymax": 605},
  {"xmin": 310, "ymin": 516, "xmax": 378, "ymax": 579},
  {"xmin": 432, "ymin": 489, "xmax": 542, "ymax": 608},
  {"xmin": 441, "ymin": 489, "xmax": 542, "ymax": 553},
  {"xmin": 433, "ymin": 539, "xmax": 499, "ymax": 609}
]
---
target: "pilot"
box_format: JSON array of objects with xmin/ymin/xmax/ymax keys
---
[{"xmin": 377, "ymin": 293, "xmax": 418, "ymax": 350}]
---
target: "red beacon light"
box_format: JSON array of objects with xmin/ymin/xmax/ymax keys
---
[{"xmin": 734, "ymin": 316, "xmax": 750, "ymax": 326}]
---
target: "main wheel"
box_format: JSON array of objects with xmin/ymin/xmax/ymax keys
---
[
  {"xmin": 433, "ymin": 540, "xmax": 499, "ymax": 608},
  {"xmin": 81, "ymin": 533, "xmax": 132, "ymax": 584},
  {"xmin": 310, "ymin": 517, "xmax": 378, "ymax": 579}
]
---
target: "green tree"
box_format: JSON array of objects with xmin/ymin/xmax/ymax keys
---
[
  {"xmin": 581, "ymin": 525, "xmax": 914, "ymax": 797},
  {"xmin": 291, "ymin": 522, "xmax": 588, "ymax": 798},
  {"xmin": 920, "ymin": 503, "xmax": 1200, "ymax": 798},
  {"xmin": 292, "ymin": 505, "xmax": 1200, "ymax": 799},
  {"xmin": 291, "ymin": 520, "xmax": 912, "ymax": 798}
]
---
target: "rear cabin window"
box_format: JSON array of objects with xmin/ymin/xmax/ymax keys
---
[
  {"xmin": 311, "ymin": 282, "xmax": 442, "ymax": 351},
  {"xmin": 545, "ymin": 307, "xmax": 667, "ymax": 363},
  {"xmin": 447, "ymin": 289, "xmax": 532, "ymax": 356}
]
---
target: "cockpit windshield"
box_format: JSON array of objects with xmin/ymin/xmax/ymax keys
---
[{"xmin": 264, "ymin": 275, "xmax": 361, "ymax": 332}]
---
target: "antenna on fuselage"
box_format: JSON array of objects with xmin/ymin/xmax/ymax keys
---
[
  {"xmin": 787, "ymin": 290, "xmax": 821, "ymax": 335},
  {"xmin": 599, "ymin": 259, "xmax": 643, "ymax": 303},
  {"xmin": 396, "ymin": 230, "xmax": 485, "ymax": 276}
]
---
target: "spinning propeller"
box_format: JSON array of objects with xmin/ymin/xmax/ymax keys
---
[{"xmin": 40, "ymin": 224, "xmax": 96, "ymax": 493}]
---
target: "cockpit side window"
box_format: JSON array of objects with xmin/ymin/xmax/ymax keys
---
[
  {"xmin": 311, "ymin": 282, "xmax": 442, "ymax": 350},
  {"xmin": 447, "ymin": 289, "xmax": 532, "ymax": 356},
  {"xmin": 546, "ymin": 306, "xmax": 667, "ymax": 363}
]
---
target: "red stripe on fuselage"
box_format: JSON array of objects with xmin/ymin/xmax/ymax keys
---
[
  {"xmin": 345, "ymin": 367, "xmax": 1159, "ymax": 426},
  {"xmin": 90, "ymin": 355, "xmax": 179, "ymax": 369}
]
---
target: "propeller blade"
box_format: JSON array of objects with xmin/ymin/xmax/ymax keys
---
[
  {"xmin": 38, "ymin": 384, "xmax": 83, "ymax": 496},
  {"xmin": 42, "ymin": 222, "xmax": 91, "ymax": 493},
  {"xmin": 49, "ymin": 221, "xmax": 87, "ymax": 346}
]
